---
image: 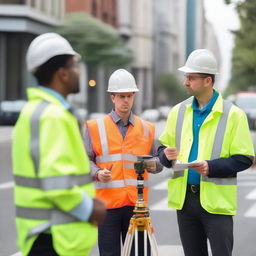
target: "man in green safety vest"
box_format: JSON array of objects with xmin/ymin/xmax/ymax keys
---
[
  {"xmin": 157, "ymin": 49, "xmax": 255, "ymax": 256},
  {"xmin": 12, "ymin": 33, "xmax": 106, "ymax": 256}
]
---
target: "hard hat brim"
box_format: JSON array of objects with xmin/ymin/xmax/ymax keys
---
[
  {"xmin": 178, "ymin": 66, "xmax": 218, "ymax": 75},
  {"xmin": 107, "ymin": 88, "xmax": 139, "ymax": 93}
]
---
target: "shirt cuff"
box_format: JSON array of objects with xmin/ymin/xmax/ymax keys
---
[{"xmin": 69, "ymin": 192, "xmax": 93, "ymax": 222}]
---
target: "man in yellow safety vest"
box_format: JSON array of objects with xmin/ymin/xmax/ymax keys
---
[
  {"xmin": 157, "ymin": 49, "xmax": 255, "ymax": 256},
  {"xmin": 12, "ymin": 33, "xmax": 106, "ymax": 256}
]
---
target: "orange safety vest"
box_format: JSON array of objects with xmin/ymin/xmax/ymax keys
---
[{"xmin": 86, "ymin": 114, "xmax": 155, "ymax": 209}]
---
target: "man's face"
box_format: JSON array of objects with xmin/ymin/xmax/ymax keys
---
[
  {"xmin": 183, "ymin": 73, "xmax": 209, "ymax": 97},
  {"xmin": 64, "ymin": 56, "xmax": 80, "ymax": 94},
  {"xmin": 111, "ymin": 92, "xmax": 135, "ymax": 115}
]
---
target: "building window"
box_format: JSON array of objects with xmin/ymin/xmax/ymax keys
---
[
  {"xmin": 0, "ymin": 0, "xmax": 25, "ymax": 3},
  {"xmin": 92, "ymin": 0, "xmax": 97, "ymax": 17}
]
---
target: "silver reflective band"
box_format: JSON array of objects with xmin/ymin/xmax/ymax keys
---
[
  {"xmin": 94, "ymin": 180, "xmax": 125, "ymax": 189},
  {"xmin": 14, "ymin": 173, "xmax": 92, "ymax": 190},
  {"xmin": 125, "ymin": 162, "xmax": 134, "ymax": 169},
  {"xmin": 16, "ymin": 206, "xmax": 79, "ymax": 238},
  {"xmin": 173, "ymin": 170, "xmax": 184, "ymax": 178},
  {"xmin": 16, "ymin": 206, "xmax": 51, "ymax": 220},
  {"xmin": 94, "ymin": 179, "xmax": 148, "ymax": 189},
  {"xmin": 211, "ymin": 100, "xmax": 232, "ymax": 159},
  {"xmin": 16, "ymin": 206, "xmax": 77, "ymax": 223},
  {"xmin": 176, "ymin": 98, "xmax": 193, "ymax": 150},
  {"xmin": 141, "ymin": 119, "xmax": 149, "ymax": 137},
  {"xmin": 202, "ymin": 176, "xmax": 237, "ymax": 185},
  {"xmin": 30, "ymin": 101, "xmax": 50, "ymax": 175},
  {"xmin": 96, "ymin": 153, "xmax": 137, "ymax": 163},
  {"xmin": 97, "ymin": 118, "xmax": 109, "ymax": 155}
]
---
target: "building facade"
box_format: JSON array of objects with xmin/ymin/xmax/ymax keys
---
[{"xmin": 0, "ymin": 0, "xmax": 65, "ymax": 102}]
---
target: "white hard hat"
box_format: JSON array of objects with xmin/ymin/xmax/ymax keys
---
[
  {"xmin": 178, "ymin": 49, "xmax": 218, "ymax": 74},
  {"xmin": 26, "ymin": 32, "xmax": 80, "ymax": 72},
  {"xmin": 107, "ymin": 69, "xmax": 139, "ymax": 93}
]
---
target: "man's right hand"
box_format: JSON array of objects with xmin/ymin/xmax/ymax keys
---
[
  {"xmin": 97, "ymin": 168, "xmax": 112, "ymax": 182},
  {"xmin": 89, "ymin": 199, "xmax": 106, "ymax": 226},
  {"xmin": 164, "ymin": 147, "xmax": 179, "ymax": 160}
]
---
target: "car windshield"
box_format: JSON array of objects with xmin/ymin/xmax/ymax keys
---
[{"xmin": 236, "ymin": 97, "xmax": 256, "ymax": 109}]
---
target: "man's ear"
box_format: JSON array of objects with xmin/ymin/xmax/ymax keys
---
[
  {"xmin": 204, "ymin": 76, "xmax": 212, "ymax": 87},
  {"xmin": 110, "ymin": 94, "xmax": 115, "ymax": 103},
  {"xmin": 57, "ymin": 67, "xmax": 68, "ymax": 82}
]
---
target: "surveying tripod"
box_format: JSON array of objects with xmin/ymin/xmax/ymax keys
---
[{"xmin": 122, "ymin": 156, "xmax": 159, "ymax": 256}]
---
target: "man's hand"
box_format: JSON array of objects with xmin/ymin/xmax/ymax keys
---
[
  {"xmin": 164, "ymin": 147, "xmax": 179, "ymax": 161},
  {"xmin": 144, "ymin": 159, "xmax": 157, "ymax": 173},
  {"xmin": 97, "ymin": 168, "xmax": 112, "ymax": 182},
  {"xmin": 88, "ymin": 199, "xmax": 106, "ymax": 226},
  {"xmin": 188, "ymin": 160, "xmax": 209, "ymax": 176}
]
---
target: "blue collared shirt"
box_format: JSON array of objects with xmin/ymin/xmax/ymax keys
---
[{"xmin": 188, "ymin": 90, "xmax": 219, "ymax": 185}]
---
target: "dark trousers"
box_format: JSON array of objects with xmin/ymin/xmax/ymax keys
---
[
  {"xmin": 177, "ymin": 187, "xmax": 233, "ymax": 256},
  {"xmin": 28, "ymin": 233, "xmax": 59, "ymax": 256},
  {"xmin": 98, "ymin": 206, "xmax": 150, "ymax": 256}
]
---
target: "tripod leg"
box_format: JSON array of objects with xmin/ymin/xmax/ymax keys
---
[
  {"xmin": 135, "ymin": 228, "xmax": 138, "ymax": 256},
  {"xmin": 147, "ymin": 231, "xmax": 159, "ymax": 256},
  {"xmin": 144, "ymin": 230, "xmax": 147, "ymax": 256},
  {"xmin": 122, "ymin": 231, "xmax": 134, "ymax": 256}
]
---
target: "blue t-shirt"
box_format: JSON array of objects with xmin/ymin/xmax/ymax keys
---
[{"xmin": 188, "ymin": 90, "xmax": 219, "ymax": 185}]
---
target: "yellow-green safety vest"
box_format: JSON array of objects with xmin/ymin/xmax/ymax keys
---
[
  {"xmin": 159, "ymin": 93, "xmax": 255, "ymax": 215},
  {"xmin": 12, "ymin": 88, "xmax": 97, "ymax": 256}
]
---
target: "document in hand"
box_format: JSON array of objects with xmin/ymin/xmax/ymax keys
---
[{"xmin": 172, "ymin": 160, "xmax": 198, "ymax": 171}]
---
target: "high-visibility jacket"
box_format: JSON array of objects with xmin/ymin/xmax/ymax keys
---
[
  {"xmin": 159, "ymin": 94, "xmax": 255, "ymax": 215},
  {"xmin": 12, "ymin": 88, "xmax": 97, "ymax": 256},
  {"xmin": 86, "ymin": 114, "xmax": 155, "ymax": 209}
]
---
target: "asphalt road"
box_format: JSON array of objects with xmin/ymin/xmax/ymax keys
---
[{"xmin": 1, "ymin": 126, "xmax": 256, "ymax": 256}]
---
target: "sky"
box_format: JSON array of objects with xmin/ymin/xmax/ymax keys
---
[{"xmin": 204, "ymin": 0, "xmax": 240, "ymax": 91}]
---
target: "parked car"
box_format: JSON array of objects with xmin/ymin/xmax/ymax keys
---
[
  {"xmin": 0, "ymin": 100, "xmax": 27, "ymax": 126},
  {"xmin": 140, "ymin": 109, "xmax": 160, "ymax": 122},
  {"xmin": 157, "ymin": 105, "xmax": 172, "ymax": 120},
  {"xmin": 72, "ymin": 108, "xmax": 88, "ymax": 128},
  {"xmin": 233, "ymin": 92, "xmax": 256, "ymax": 130},
  {"xmin": 88, "ymin": 112, "xmax": 106, "ymax": 120}
]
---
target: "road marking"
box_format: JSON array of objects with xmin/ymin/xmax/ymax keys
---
[
  {"xmin": 158, "ymin": 245, "xmax": 183, "ymax": 256},
  {"xmin": 150, "ymin": 196, "xmax": 174, "ymax": 211},
  {"xmin": 245, "ymin": 188, "xmax": 256, "ymax": 217},
  {"xmin": 152, "ymin": 180, "xmax": 168, "ymax": 190},
  {"xmin": 10, "ymin": 253, "xmax": 21, "ymax": 256},
  {"xmin": 246, "ymin": 188, "xmax": 256, "ymax": 200},
  {"xmin": 0, "ymin": 181, "xmax": 14, "ymax": 190},
  {"xmin": 245, "ymin": 203, "xmax": 256, "ymax": 217}
]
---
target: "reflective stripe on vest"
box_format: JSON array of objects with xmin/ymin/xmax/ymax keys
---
[
  {"xmin": 175, "ymin": 99, "xmax": 235, "ymax": 185},
  {"xmin": 16, "ymin": 206, "xmax": 78, "ymax": 238},
  {"xmin": 94, "ymin": 179, "xmax": 149, "ymax": 189},
  {"xmin": 96, "ymin": 153, "xmax": 137, "ymax": 163},
  {"xmin": 14, "ymin": 173, "xmax": 92, "ymax": 190}
]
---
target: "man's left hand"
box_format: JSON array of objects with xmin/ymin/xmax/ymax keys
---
[{"xmin": 188, "ymin": 160, "xmax": 209, "ymax": 176}]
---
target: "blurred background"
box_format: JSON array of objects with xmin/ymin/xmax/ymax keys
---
[
  {"xmin": 0, "ymin": 1, "xmax": 256, "ymax": 255},
  {"xmin": 0, "ymin": 0, "xmax": 255, "ymax": 126}
]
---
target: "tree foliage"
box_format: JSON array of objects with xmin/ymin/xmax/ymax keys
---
[
  {"xmin": 55, "ymin": 12, "xmax": 132, "ymax": 67},
  {"xmin": 225, "ymin": 0, "xmax": 256, "ymax": 95},
  {"xmin": 157, "ymin": 74, "xmax": 187, "ymax": 105}
]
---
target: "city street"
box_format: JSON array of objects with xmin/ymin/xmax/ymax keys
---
[{"xmin": 1, "ymin": 125, "xmax": 256, "ymax": 256}]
